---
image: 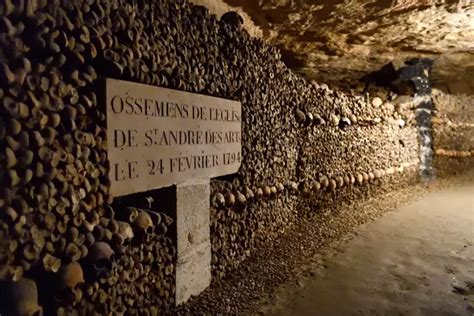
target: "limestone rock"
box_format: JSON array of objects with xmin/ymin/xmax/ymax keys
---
[{"xmin": 206, "ymin": 0, "xmax": 474, "ymax": 90}]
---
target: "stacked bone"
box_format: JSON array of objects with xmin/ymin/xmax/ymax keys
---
[
  {"xmin": 432, "ymin": 90, "xmax": 474, "ymax": 176},
  {"xmin": 0, "ymin": 0, "xmax": 424, "ymax": 313},
  {"xmin": 210, "ymin": 178, "xmax": 298, "ymax": 279},
  {"xmin": 296, "ymin": 89, "xmax": 419, "ymax": 194},
  {"xmin": 297, "ymin": 161, "xmax": 420, "ymax": 219},
  {"xmin": 75, "ymin": 207, "xmax": 176, "ymax": 315},
  {"xmin": 0, "ymin": 0, "xmax": 112, "ymax": 313},
  {"xmin": 0, "ymin": 0, "xmax": 181, "ymax": 314},
  {"xmin": 219, "ymin": 25, "xmax": 300, "ymax": 186},
  {"xmin": 0, "ymin": 203, "xmax": 175, "ymax": 315}
]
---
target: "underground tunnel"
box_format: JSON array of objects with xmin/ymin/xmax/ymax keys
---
[{"xmin": 0, "ymin": 0, "xmax": 473, "ymax": 315}]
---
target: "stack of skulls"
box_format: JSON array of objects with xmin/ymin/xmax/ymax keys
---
[
  {"xmin": 210, "ymin": 178, "xmax": 298, "ymax": 279},
  {"xmin": 432, "ymin": 90, "xmax": 474, "ymax": 176}
]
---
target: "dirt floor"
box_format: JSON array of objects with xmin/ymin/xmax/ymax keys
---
[
  {"xmin": 259, "ymin": 181, "xmax": 474, "ymax": 316},
  {"xmin": 176, "ymin": 170, "xmax": 474, "ymax": 315}
]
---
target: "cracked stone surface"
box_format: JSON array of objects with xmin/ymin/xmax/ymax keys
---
[{"xmin": 192, "ymin": 0, "xmax": 474, "ymax": 94}]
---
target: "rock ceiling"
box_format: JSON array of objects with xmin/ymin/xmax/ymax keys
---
[{"xmin": 192, "ymin": 0, "xmax": 474, "ymax": 93}]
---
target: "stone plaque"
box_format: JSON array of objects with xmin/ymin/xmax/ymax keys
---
[{"xmin": 106, "ymin": 78, "xmax": 242, "ymax": 197}]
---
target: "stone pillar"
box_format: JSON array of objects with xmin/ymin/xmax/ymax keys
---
[
  {"xmin": 175, "ymin": 180, "xmax": 212, "ymax": 305},
  {"xmin": 394, "ymin": 58, "xmax": 436, "ymax": 181}
]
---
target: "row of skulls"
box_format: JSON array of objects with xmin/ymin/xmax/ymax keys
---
[{"xmin": 212, "ymin": 160, "xmax": 419, "ymax": 208}]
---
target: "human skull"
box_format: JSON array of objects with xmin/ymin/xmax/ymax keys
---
[
  {"xmin": 133, "ymin": 210, "xmax": 154, "ymax": 235},
  {"xmin": 242, "ymin": 186, "xmax": 254, "ymax": 199},
  {"xmin": 212, "ymin": 192, "xmax": 225, "ymax": 208},
  {"xmin": 55, "ymin": 262, "xmax": 84, "ymax": 303},
  {"xmin": 116, "ymin": 221, "xmax": 134, "ymax": 245},
  {"xmin": 87, "ymin": 242, "xmax": 115, "ymax": 277},
  {"xmin": 0, "ymin": 278, "xmax": 43, "ymax": 316},
  {"xmin": 59, "ymin": 262, "xmax": 84, "ymax": 289}
]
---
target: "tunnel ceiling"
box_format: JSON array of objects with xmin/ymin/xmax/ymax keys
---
[{"xmin": 196, "ymin": 0, "xmax": 474, "ymax": 92}]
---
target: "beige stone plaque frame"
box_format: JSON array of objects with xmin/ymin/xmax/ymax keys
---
[{"xmin": 106, "ymin": 78, "xmax": 241, "ymax": 197}]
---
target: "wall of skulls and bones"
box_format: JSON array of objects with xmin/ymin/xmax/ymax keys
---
[
  {"xmin": 432, "ymin": 90, "xmax": 474, "ymax": 177},
  {"xmin": 0, "ymin": 1, "xmax": 442, "ymax": 314}
]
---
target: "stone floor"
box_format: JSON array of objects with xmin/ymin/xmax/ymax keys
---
[{"xmin": 258, "ymin": 182, "xmax": 474, "ymax": 316}]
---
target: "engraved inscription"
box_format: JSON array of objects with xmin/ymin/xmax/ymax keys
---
[{"xmin": 106, "ymin": 78, "xmax": 242, "ymax": 196}]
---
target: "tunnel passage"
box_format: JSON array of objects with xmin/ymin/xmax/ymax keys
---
[{"xmin": 0, "ymin": 0, "xmax": 473, "ymax": 315}]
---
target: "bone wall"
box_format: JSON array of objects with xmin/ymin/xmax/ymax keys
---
[
  {"xmin": 0, "ymin": 0, "xmax": 420, "ymax": 314},
  {"xmin": 432, "ymin": 90, "xmax": 474, "ymax": 177}
]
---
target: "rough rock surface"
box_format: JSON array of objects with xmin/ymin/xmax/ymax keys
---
[{"xmin": 194, "ymin": 0, "xmax": 474, "ymax": 93}]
